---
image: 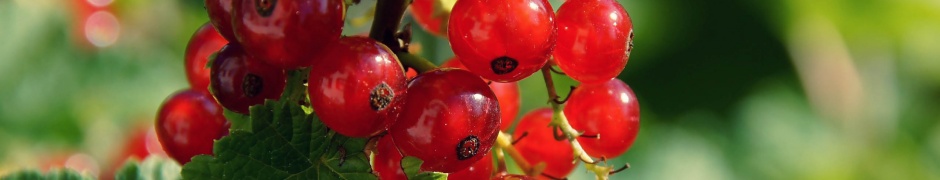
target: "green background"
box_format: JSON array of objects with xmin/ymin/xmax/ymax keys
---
[{"xmin": 1, "ymin": 0, "xmax": 940, "ymax": 179}]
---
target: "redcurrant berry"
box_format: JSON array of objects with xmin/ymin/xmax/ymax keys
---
[
  {"xmin": 389, "ymin": 69, "xmax": 501, "ymax": 173},
  {"xmin": 512, "ymin": 108, "xmax": 575, "ymax": 179},
  {"xmin": 564, "ymin": 79, "xmax": 639, "ymax": 158},
  {"xmin": 232, "ymin": 0, "xmax": 345, "ymax": 69},
  {"xmin": 449, "ymin": 151, "xmax": 494, "ymax": 180},
  {"xmin": 410, "ymin": 0, "xmax": 448, "ymax": 36},
  {"xmin": 448, "ymin": 0, "xmax": 556, "ymax": 82},
  {"xmin": 308, "ymin": 37, "xmax": 406, "ymax": 138},
  {"xmin": 442, "ymin": 58, "xmax": 520, "ymax": 131},
  {"xmin": 553, "ymin": 0, "xmax": 634, "ymax": 84},
  {"xmin": 405, "ymin": 68, "xmax": 419, "ymax": 80},
  {"xmin": 115, "ymin": 125, "xmax": 166, "ymax": 165},
  {"xmin": 204, "ymin": 0, "xmax": 236, "ymax": 41},
  {"xmin": 492, "ymin": 174, "xmax": 536, "ymax": 180},
  {"xmin": 155, "ymin": 90, "xmax": 229, "ymax": 164},
  {"xmin": 185, "ymin": 23, "xmax": 228, "ymax": 92},
  {"xmin": 375, "ymin": 134, "xmax": 494, "ymax": 180},
  {"xmin": 373, "ymin": 135, "xmax": 407, "ymax": 180},
  {"xmin": 210, "ymin": 44, "xmax": 286, "ymax": 114}
]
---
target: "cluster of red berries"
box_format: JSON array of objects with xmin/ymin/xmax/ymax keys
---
[{"xmin": 155, "ymin": 0, "xmax": 637, "ymax": 179}]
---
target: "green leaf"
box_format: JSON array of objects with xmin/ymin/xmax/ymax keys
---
[
  {"xmin": 0, "ymin": 168, "xmax": 93, "ymax": 180},
  {"xmin": 401, "ymin": 157, "xmax": 448, "ymax": 180},
  {"xmin": 181, "ymin": 99, "xmax": 376, "ymax": 180},
  {"xmin": 114, "ymin": 156, "xmax": 182, "ymax": 180},
  {"xmin": 222, "ymin": 109, "xmax": 250, "ymax": 132},
  {"xmin": 205, "ymin": 52, "xmax": 217, "ymax": 69}
]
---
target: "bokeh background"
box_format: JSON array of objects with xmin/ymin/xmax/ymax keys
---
[{"xmin": 2, "ymin": 0, "xmax": 940, "ymax": 179}]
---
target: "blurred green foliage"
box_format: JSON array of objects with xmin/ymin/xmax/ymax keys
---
[{"xmin": 1, "ymin": 0, "xmax": 939, "ymax": 179}]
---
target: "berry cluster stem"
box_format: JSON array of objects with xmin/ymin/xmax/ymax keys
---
[
  {"xmin": 369, "ymin": 0, "xmax": 439, "ymax": 73},
  {"xmin": 495, "ymin": 132, "xmax": 538, "ymax": 175},
  {"xmin": 540, "ymin": 65, "xmax": 612, "ymax": 180},
  {"xmin": 369, "ymin": 0, "xmax": 408, "ymax": 53},
  {"xmin": 397, "ymin": 53, "xmax": 438, "ymax": 73}
]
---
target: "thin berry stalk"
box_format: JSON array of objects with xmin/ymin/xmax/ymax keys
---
[{"xmin": 541, "ymin": 64, "xmax": 613, "ymax": 180}]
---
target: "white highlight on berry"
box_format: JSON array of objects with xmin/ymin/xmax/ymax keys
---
[{"xmin": 620, "ymin": 92, "xmax": 631, "ymax": 104}]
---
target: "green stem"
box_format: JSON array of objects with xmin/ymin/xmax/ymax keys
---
[
  {"xmin": 369, "ymin": 0, "xmax": 439, "ymax": 73},
  {"xmin": 281, "ymin": 68, "xmax": 311, "ymax": 103},
  {"xmin": 397, "ymin": 53, "xmax": 438, "ymax": 73},
  {"xmin": 540, "ymin": 65, "xmax": 612, "ymax": 180},
  {"xmin": 369, "ymin": 0, "xmax": 409, "ymax": 53}
]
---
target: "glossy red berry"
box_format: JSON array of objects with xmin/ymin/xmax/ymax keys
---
[
  {"xmin": 155, "ymin": 90, "xmax": 229, "ymax": 164},
  {"xmin": 210, "ymin": 44, "xmax": 286, "ymax": 114},
  {"xmin": 185, "ymin": 23, "xmax": 228, "ymax": 92},
  {"xmin": 373, "ymin": 135, "xmax": 407, "ymax": 180},
  {"xmin": 308, "ymin": 37, "xmax": 406, "ymax": 138},
  {"xmin": 512, "ymin": 108, "xmax": 575, "ymax": 179},
  {"xmin": 232, "ymin": 0, "xmax": 345, "ymax": 69},
  {"xmin": 554, "ymin": 0, "xmax": 634, "ymax": 84},
  {"xmin": 442, "ymin": 58, "xmax": 521, "ymax": 130},
  {"xmin": 409, "ymin": 0, "xmax": 448, "ymax": 36},
  {"xmin": 448, "ymin": 0, "xmax": 556, "ymax": 82},
  {"xmin": 204, "ymin": 0, "xmax": 236, "ymax": 41},
  {"xmin": 492, "ymin": 174, "xmax": 536, "ymax": 180},
  {"xmin": 374, "ymin": 134, "xmax": 495, "ymax": 180},
  {"xmin": 564, "ymin": 79, "xmax": 639, "ymax": 158},
  {"xmin": 449, "ymin": 152, "xmax": 494, "ymax": 180},
  {"xmin": 390, "ymin": 69, "xmax": 501, "ymax": 173}
]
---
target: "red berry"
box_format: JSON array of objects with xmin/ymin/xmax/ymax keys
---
[
  {"xmin": 155, "ymin": 90, "xmax": 229, "ymax": 164},
  {"xmin": 185, "ymin": 23, "xmax": 228, "ymax": 92},
  {"xmin": 204, "ymin": 0, "xmax": 237, "ymax": 41},
  {"xmin": 553, "ymin": 0, "xmax": 634, "ymax": 84},
  {"xmin": 405, "ymin": 68, "xmax": 419, "ymax": 80},
  {"xmin": 409, "ymin": 0, "xmax": 448, "ymax": 36},
  {"xmin": 488, "ymin": 79, "xmax": 520, "ymax": 130},
  {"xmin": 308, "ymin": 37, "xmax": 407, "ymax": 137},
  {"xmin": 448, "ymin": 0, "xmax": 556, "ymax": 82},
  {"xmin": 449, "ymin": 152, "xmax": 494, "ymax": 180},
  {"xmin": 210, "ymin": 44, "xmax": 286, "ymax": 114},
  {"xmin": 373, "ymin": 135, "xmax": 407, "ymax": 180},
  {"xmin": 492, "ymin": 174, "xmax": 536, "ymax": 180},
  {"xmin": 390, "ymin": 69, "xmax": 500, "ymax": 173},
  {"xmin": 442, "ymin": 58, "xmax": 520, "ymax": 131},
  {"xmin": 564, "ymin": 79, "xmax": 639, "ymax": 158},
  {"xmin": 512, "ymin": 108, "xmax": 575, "ymax": 179},
  {"xmin": 232, "ymin": 0, "xmax": 345, "ymax": 69},
  {"xmin": 374, "ymin": 135, "xmax": 495, "ymax": 180},
  {"xmin": 119, "ymin": 126, "xmax": 166, "ymax": 162}
]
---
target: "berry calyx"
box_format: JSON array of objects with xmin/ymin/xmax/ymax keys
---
[
  {"xmin": 389, "ymin": 69, "xmax": 501, "ymax": 173},
  {"xmin": 564, "ymin": 79, "xmax": 640, "ymax": 158},
  {"xmin": 553, "ymin": 0, "xmax": 634, "ymax": 84},
  {"xmin": 204, "ymin": 0, "xmax": 237, "ymax": 41},
  {"xmin": 447, "ymin": 0, "xmax": 556, "ymax": 82},
  {"xmin": 308, "ymin": 37, "xmax": 407, "ymax": 138},
  {"xmin": 513, "ymin": 108, "xmax": 575, "ymax": 179},
  {"xmin": 210, "ymin": 44, "xmax": 286, "ymax": 114},
  {"xmin": 232, "ymin": 0, "xmax": 346, "ymax": 69},
  {"xmin": 155, "ymin": 90, "xmax": 229, "ymax": 164},
  {"xmin": 184, "ymin": 23, "xmax": 228, "ymax": 92}
]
